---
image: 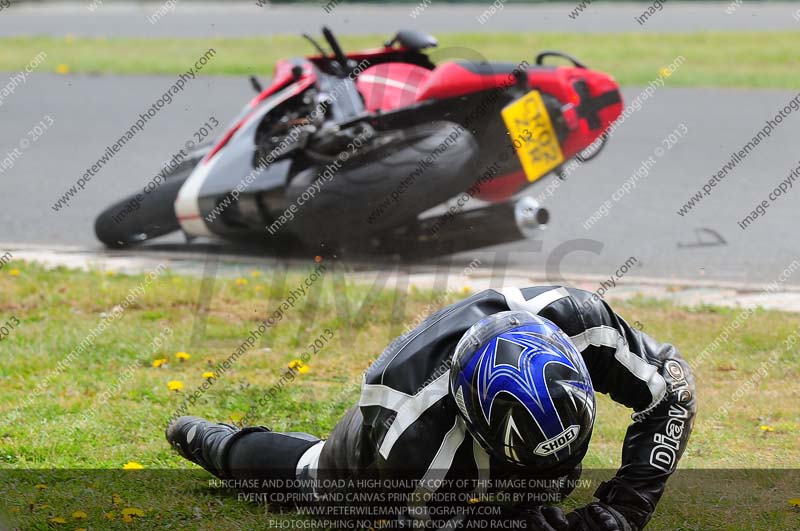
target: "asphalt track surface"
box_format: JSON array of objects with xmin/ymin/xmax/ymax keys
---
[
  {"xmin": 1, "ymin": 2, "xmax": 799, "ymax": 37},
  {"xmin": 1, "ymin": 72, "xmax": 798, "ymax": 285}
]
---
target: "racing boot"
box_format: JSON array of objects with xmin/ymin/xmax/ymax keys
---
[{"xmin": 166, "ymin": 416, "xmax": 269, "ymax": 478}]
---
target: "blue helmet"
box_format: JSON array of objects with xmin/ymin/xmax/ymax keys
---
[{"xmin": 449, "ymin": 310, "xmax": 595, "ymax": 475}]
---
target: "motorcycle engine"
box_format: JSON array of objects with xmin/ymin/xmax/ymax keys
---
[{"xmin": 253, "ymin": 98, "xmax": 320, "ymax": 168}]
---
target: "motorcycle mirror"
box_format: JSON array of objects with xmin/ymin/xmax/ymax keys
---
[
  {"xmin": 390, "ymin": 30, "xmax": 438, "ymax": 51},
  {"xmin": 249, "ymin": 76, "xmax": 263, "ymax": 94},
  {"xmin": 291, "ymin": 65, "xmax": 304, "ymax": 81}
]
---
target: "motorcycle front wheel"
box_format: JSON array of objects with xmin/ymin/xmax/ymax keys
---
[{"xmin": 94, "ymin": 163, "xmax": 195, "ymax": 249}]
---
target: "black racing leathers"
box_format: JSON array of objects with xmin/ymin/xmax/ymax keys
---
[{"xmin": 317, "ymin": 286, "xmax": 697, "ymax": 530}]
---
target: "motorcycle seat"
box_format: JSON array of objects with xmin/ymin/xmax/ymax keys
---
[{"xmin": 414, "ymin": 61, "xmax": 525, "ymax": 102}]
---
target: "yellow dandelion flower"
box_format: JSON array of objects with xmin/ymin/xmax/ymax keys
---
[
  {"xmin": 122, "ymin": 513, "xmax": 134, "ymax": 523},
  {"xmin": 167, "ymin": 380, "xmax": 184, "ymax": 392},
  {"xmin": 34, "ymin": 483, "xmax": 47, "ymax": 490},
  {"xmin": 72, "ymin": 510, "xmax": 88, "ymax": 519},
  {"xmin": 760, "ymin": 425, "xmax": 775, "ymax": 432},
  {"xmin": 297, "ymin": 365, "xmax": 310, "ymax": 375},
  {"xmin": 229, "ymin": 412, "xmax": 244, "ymax": 423},
  {"xmin": 254, "ymin": 285, "xmax": 264, "ymax": 292},
  {"xmin": 8, "ymin": 268, "xmax": 20, "ymax": 276},
  {"xmin": 175, "ymin": 351, "xmax": 190, "ymax": 361},
  {"xmin": 56, "ymin": 64, "xmax": 71, "ymax": 75},
  {"xmin": 789, "ymin": 498, "xmax": 800, "ymax": 507},
  {"xmin": 104, "ymin": 511, "xmax": 116, "ymax": 519},
  {"xmin": 467, "ymin": 497, "xmax": 480, "ymax": 504},
  {"xmin": 659, "ymin": 67, "xmax": 672, "ymax": 78},
  {"xmin": 288, "ymin": 359, "xmax": 303, "ymax": 370},
  {"xmin": 112, "ymin": 494, "xmax": 122, "ymax": 504},
  {"xmin": 235, "ymin": 277, "xmax": 248, "ymax": 286},
  {"xmin": 250, "ymin": 270, "xmax": 262, "ymax": 277},
  {"xmin": 152, "ymin": 358, "xmax": 168, "ymax": 368},
  {"xmin": 106, "ymin": 270, "xmax": 116, "ymax": 276},
  {"xmin": 122, "ymin": 507, "xmax": 145, "ymax": 517},
  {"xmin": 202, "ymin": 371, "xmax": 216, "ymax": 380},
  {"xmin": 122, "ymin": 461, "xmax": 143, "ymax": 470},
  {"xmin": 461, "ymin": 286, "xmax": 472, "ymax": 294},
  {"xmin": 48, "ymin": 516, "xmax": 67, "ymax": 524}
]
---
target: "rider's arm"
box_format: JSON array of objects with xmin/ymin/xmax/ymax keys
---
[{"xmin": 560, "ymin": 289, "xmax": 697, "ymax": 530}]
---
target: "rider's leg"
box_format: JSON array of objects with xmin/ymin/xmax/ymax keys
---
[
  {"xmin": 166, "ymin": 406, "xmax": 370, "ymax": 499},
  {"xmin": 317, "ymin": 405, "xmax": 372, "ymax": 481},
  {"xmin": 227, "ymin": 429, "xmax": 322, "ymax": 482},
  {"xmin": 166, "ymin": 416, "xmax": 320, "ymax": 482}
]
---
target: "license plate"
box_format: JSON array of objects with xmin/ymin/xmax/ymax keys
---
[{"xmin": 502, "ymin": 90, "xmax": 564, "ymax": 182}]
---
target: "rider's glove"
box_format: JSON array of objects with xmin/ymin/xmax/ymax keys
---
[
  {"xmin": 566, "ymin": 502, "xmax": 634, "ymax": 531},
  {"xmin": 526, "ymin": 505, "xmax": 570, "ymax": 531},
  {"xmin": 592, "ymin": 478, "xmax": 657, "ymax": 530}
]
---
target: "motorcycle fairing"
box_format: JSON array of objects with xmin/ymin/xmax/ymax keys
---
[
  {"xmin": 175, "ymin": 61, "xmax": 318, "ymax": 237},
  {"xmin": 250, "ymin": 59, "xmax": 315, "ymax": 108}
]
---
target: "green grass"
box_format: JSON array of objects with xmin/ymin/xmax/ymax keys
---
[
  {"xmin": 0, "ymin": 263, "xmax": 798, "ymax": 530},
  {"xmin": 2, "ymin": 32, "xmax": 800, "ymax": 88}
]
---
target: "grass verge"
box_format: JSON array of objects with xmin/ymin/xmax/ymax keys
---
[
  {"xmin": 0, "ymin": 262, "xmax": 798, "ymax": 530},
  {"xmin": 1, "ymin": 32, "xmax": 799, "ymax": 88}
]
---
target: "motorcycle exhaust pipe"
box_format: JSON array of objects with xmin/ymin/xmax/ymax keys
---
[
  {"xmin": 402, "ymin": 196, "xmax": 549, "ymax": 255},
  {"xmin": 514, "ymin": 196, "xmax": 550, "ymax": 237}
]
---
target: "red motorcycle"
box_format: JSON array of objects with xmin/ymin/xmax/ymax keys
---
[{"xmin": 95, "ymin": 27, "xmax": 622, "ymax": 255}]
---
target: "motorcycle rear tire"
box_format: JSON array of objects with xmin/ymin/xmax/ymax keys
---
[{"xmin": 284, "ymin": 120, "xmax": 479, "ymax": 252}]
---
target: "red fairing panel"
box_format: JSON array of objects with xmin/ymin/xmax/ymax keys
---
[
  {"xmin": 472, "ymin": 171, "xmax": 529, "ymax": 203},
  {"xmin": 528, "ymin": 66, "xmax": 622, "ymax": 159},
  {"xmin": 356, "ymin": 63, "xmax": 433, "ymax": 112},
  {"xmin": 415, "ymin": 62, "xmax": 516, "ymax": 102}
]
